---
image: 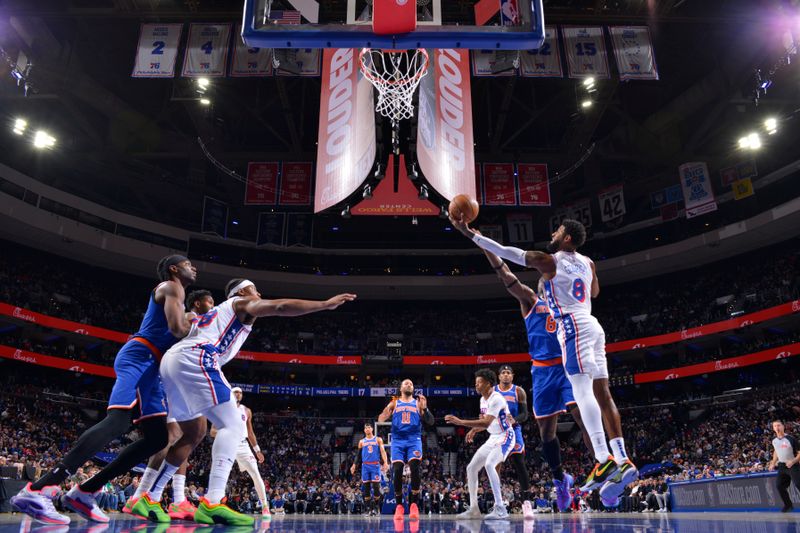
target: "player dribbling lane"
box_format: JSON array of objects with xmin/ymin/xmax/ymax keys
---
[
  {"xmin": 453, "ymin": 216, "xmax": 638, "ymax": 501},
  {"xmin": 446, "ymin": 369, "xmax": 516, "ymax": 521},
  {"xmin": 350, "ymin": 422, "xmax": 389, "ymax": 516},
  {"xmin": 378, "ymin": 379, "xmax": 434, "ymax": 521}
]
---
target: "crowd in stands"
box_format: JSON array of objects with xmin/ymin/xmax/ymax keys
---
[{"xmin": 2, "ymin": 375, "xmax": 798, "ymax": 515}]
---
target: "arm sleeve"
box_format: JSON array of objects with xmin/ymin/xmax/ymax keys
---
[
  {"xmin": 515, "ymin": 398, "xmax": 529, "ymax": 424},
  {"xmin": 422, "ymin": 408, "xmax": 435, "ymax": 426},
  {"xmin": 472, "ymin": 234, "xmax": 528, "ymax": 267},
  {"xmin": 354, "ymin": 443, "xmax": 363, "ymax": 469}
]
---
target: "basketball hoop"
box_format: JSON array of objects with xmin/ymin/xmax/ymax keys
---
[{"xmin": 359, "ymin": 48, "xmax": 429, "ymax": 124}]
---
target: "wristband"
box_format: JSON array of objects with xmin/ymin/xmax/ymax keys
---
[{"xmin": 253, "ymin": 445, "xmax": 261, "ymax": 453}]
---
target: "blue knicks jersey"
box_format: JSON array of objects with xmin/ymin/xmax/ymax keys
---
[
  {"xmin": 131, "ymin": 285, "xmax": 179, "ymax": 354},
  {"xmin": 495, "ymin": 384, "xmax": 519, "ymax": 418},
  {"xmin": 361, "ymin": 437, "xmax": 380, "ymax": 464},
  {"xmin": 524, "ymin": 300, "xmax": 562, "ymax": 361},
  {"xmin": 392, "ymin": 399, "xmax": 421, "ymax": 440}
]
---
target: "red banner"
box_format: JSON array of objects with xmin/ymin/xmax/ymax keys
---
[
  {"xmin": 315, "ymin": 49, "xmax": 376, "ymax": 213},
  {"xmin": 405, "ymin": 353, "xmax": 529, "ymax": 366},
  {"xmin": 517, "ymin": 163, "xmax": 551, "ymax": 206},
  {"xmin": 416, "ymin": 49, "xmax": 476, "ymax": 202},
  {"xmin": 607, "ymin": 300, "xmax": 800, "ymax": 352},
  {"xmin": 238, "ymin": 351, "xmax": 360, "ymax": 365},
  {"xmin": 0, "ymin": 345, "xmax": 116, "ymax": 378},
  {"xmin": 634, "ymin": 343, "xmax": 799, "ymax": 384},
  {"xmin": 245, "ymin": 162, "xmax": 279, "ymax": 205},
  {"xmin": 483, "ymin": 163, "xmax": 517, "ymax": 205},
  {"xmin": 0, "ymin": 303, "xmax": 129, "ymax": 343},
  {"xmin": 279, "ymin": 162, "xmax": 313, "ymax": 205},
  {"xmin": 352, "ymin": 154, "xmax": 439, "ymax": 216}
]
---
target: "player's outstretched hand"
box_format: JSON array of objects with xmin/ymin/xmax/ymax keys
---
[
  {"xmin": 448, "ymin": 213, "xmax": 475, "ymax": 238},
  {"xmin": 465, "ymin": 428, "xmax": 478, "ymax": 444},
  {"xmin": 256, "ymin": 451, "xmax": 265, "ymax": 463},
  {"xmin": 417, "ymin": 394, "xmax": 427, "ymax": 411},
  {"xmin": 325, "ymin": 293, "xmax": 357, "ymax": 310},
  {"xmin": 381, "ymin": 463, "xmax": 389, "ymax": 473},
  {"xmin": 444, "ymin": 414, "xmax": 461, "ymax": 425},
  {"xmin": 350, "ymin": 464, "xmax": 356, "ymax": 475}
]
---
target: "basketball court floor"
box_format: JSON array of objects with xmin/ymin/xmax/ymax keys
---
[{"xmin": 2, "ymin": 513, "xmax": 800, "ymax": 533}]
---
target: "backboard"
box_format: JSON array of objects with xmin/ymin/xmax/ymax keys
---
[{"xmin": 241, "ymin": 0, "xmax": 545, "ymax": 50}]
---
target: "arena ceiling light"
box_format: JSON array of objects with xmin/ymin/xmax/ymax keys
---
[
  {"xmin": 738, "ymin": 132, "xmax": 761, "ymax": 150},
  {"xmin": 196, "ymin": 77, "xmax": 210, "ymax": 93},
  {"xmin": 764, "ymin": 117, "xmax": 778, "ymax": 135},
  {"xmin": 12, "ymin": 118, "xmax": 26, "ymax": 135},
  {"xmin": 199, "ymin": 98, "xmax": 211, "ymax": 106},
  {"xmin": 32, "ymin": 130, "xmax": 56, "ymax": 149},
  {"xmin": 581, "ymin": 99, "xmax": 593, "ymax": 109}
]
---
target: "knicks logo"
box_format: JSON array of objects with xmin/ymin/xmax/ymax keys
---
[{"xmin": 413, "ymin": 450, "xmax": 421, "ymax": 458}]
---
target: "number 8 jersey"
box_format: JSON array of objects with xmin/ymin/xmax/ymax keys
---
[{"xmin": 543, "ymin": 251, "xmax": 594, "ymax": 319}]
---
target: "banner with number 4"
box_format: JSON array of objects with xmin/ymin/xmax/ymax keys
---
[
  {"xmin": 182, "ymin": 23, "xmax": 232, "ymax": 77},
  {"xmin": 132, "ymin": 24, "xmax": 182, "ymax": 78},
  {"xmin": 598, "ymin": 184, "xmax": 626, "ymax": 222}
]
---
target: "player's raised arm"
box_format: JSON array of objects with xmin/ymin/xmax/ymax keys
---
[
  {"xmin": 238, "ymin": 293, "xmax": 357, "ymax": 318},
  {"xmin": 157, "ymin": 281, "xmax": 192, "ymax": 338},
  {"xmin": 450, "ymin": 214, "xmax": 555, "ymax": 274},
  {"xmin": 481, "ymin": 247, "xmax": 536, "ymax": 316},
  {"xmin": 377, "ymin": 399, "xmax": 396, "ymax": 422},
  {"xmin": 417, "ymin": 394, "xmax": 435, "ymax": 425}
]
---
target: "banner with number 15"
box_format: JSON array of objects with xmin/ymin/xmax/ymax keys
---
[
  {"xmin": 132, "ymin": 24, "xmax": 183, "ymax": 78},
  {"xmin": 182, "ymin": 23, "xmax": 232, "ymax": 77}
]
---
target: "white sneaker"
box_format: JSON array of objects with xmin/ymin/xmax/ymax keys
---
[
  {"xmin": 521, "ymin": 500, "xmax": 535, "ymax": 520},
  {"xmin": 484, "ymin": 505, "xmax": 509, "ymax": 520},
  {"xmin": 11, "ymin": 484, "xmax": 70, "ymax": 525},
  {"xmin": 61, "ymin": 486, "xmax": 109, "ymax": 523},
  {"xmin": 456, "ymin": 506, "xmax": 482, "ymax": 519}
]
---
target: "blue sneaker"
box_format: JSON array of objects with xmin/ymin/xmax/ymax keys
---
[
  {"xmin": 599, "ymin": 460, "xmax": 638, "ymax": 501},
  {"xmin": 11, "ymin": 484, "xmax": 70, "ymax": 525},
  {"xmin": 553, "ymin": 472, "xmax": 574, "ymax": 512}
]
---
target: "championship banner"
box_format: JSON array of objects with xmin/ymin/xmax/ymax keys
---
[
  {"xmin": 506, "ymin": 213, "xmax": 534, "ymax": 243},
  {"xmin": 608, "ymin": 26, "xmax": 659, "ymax": 81},
  {"xmin": 598, "ymin": 184, "xmax": 626, "ymax": 222},
  {"xmin": 482, "ymin": 163, "xmax": 516, "ymax": 206},
  {"xmin": 230, "ymin": 24, "xmax": 273, "ymax": 77},
  {"xmin": 679, "ymin": 162, "xmax": 717, "ymax": 219},
  {"xmin": 201, "ymin": 196, "xmax": 228, "ymax": 237},
  {"xmin": 732, "ymin": 177, "xmax": 754, "ymax": 200},
  {"xmin": 416, "ymin": 49, "xmax": 476, "ymax": 201},
  {"xmin": 132, "ymin": 24, "xmax": 182, "ymax": 78},
  {"xmin": 471, "ymin": 50, "xmax": 516, "ymax": 77},
  {"xmin": 314, "ymin": 49, "xmax": 376, "ymax": 213},
  {"xmin": 634, "ymin": 343, "xmax": 799, "ymax": 384},
  {"xmin": 256, "ymin": 212, "xmax": 286, "ymax": 246},
  {"xmin": 548, "ymin": 198, "xmax": 591, "ymax": 233},
  {"xmin": 275, "ymin": 48, "xmax": 322, "ymax": 77},
  {"xmin": 244, "ymin": 162, "xmax": 279, "ymax": 205},
  {"xmin": 182, "ymin": 23, "xmax": 232, "ymax": 77},
  {"xmin": 520, "ymin": 28, "xmax": 564, "ymax": 78},
  {"xmin": 279, "ymin": 162, "xmax": 313, "ymax": 205},
  {"xmin": 562, "ymin": 26, "xmax": 610, "ymax": 79},
  {"xmin": 517, "ymin": 163, "xmax": 550, "ymax": 206}
]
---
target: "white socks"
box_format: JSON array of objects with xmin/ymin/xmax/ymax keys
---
[
  {"xmin": 172, "ymin": 474, "xmax": 186, "ymax": 504},
  {"xmin": 610, "ymin": 438, "xmax": 629, "ymax": 465},
  {"xmin": 567, "ymin": 373, "xmax": 611, "ymax": 463},
  {"xmin": 149, "ymin": 461, "xmax": 180, "ymax": 502},
  {"xmin": 134, "ymin": 467, "xmax": 159, "ymax": 500}
]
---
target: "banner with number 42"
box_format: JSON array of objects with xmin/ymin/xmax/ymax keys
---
[{"xmin": 598, "ymin": 184, "xmax": 626, "ymax": 222}]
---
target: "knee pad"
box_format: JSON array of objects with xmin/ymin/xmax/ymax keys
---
[
  {"xmin": 139, "ymin": 416, "xmax": 169, "ymax": 452},
  {"xmin": 105, "ymin": 408, "xmax": 136, "ymax": 435},
  {"xmin": 409, "ymin": 459, "xmax": 421, "ymax": 489}
]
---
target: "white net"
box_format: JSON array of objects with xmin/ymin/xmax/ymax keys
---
[{"xmin": 359, "ymin": 48, "xmax": 429, "ymax": 123}]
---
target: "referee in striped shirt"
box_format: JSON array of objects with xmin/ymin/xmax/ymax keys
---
[{"xmin": 769, "ymin": 419, "xmax": 800, "ymax": 512}]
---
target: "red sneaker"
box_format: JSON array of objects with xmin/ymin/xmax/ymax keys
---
[
  {"xmin": 393, "ymin": 504, "xmax": 404, "ymax": 520},
  {"xmin": 409, "ymin": 503, "xmax": 419, "ymax": 521}
]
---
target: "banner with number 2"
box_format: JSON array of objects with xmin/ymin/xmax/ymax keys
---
[
  {"xmin": 182, "ymin": 23, "xmax": 232, "ymax": 77},
  {"xmin": 132, "ymin": 24, "xmax": 182, "ymax": 78}
]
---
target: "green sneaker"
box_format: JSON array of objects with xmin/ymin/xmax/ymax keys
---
[
  {"xmin": 130, "ymin": 493, "xmax": 171, "ymax": 523},
  {"xmin": 194, "ymin": 498, "xmax": 254, "ymax": 526},
  {"xmin": 580, "ymin": 456, "xmax": 619, "ymax": 491}
]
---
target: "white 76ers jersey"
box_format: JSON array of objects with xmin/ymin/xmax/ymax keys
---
[
  {"xmin": 543, "ymin": 251, "xmax": 594, "ymax": 319},
  {"xmin": 480, "ymin": 391, "xmax": 512, "ymax": 435},
  {"xmin": 167, "ymin": 297, "xmax": 253, "ymax": 366}
]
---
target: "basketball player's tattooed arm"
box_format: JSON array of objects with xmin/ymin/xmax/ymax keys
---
[
  {"xmin": 590, "ymin": 261, "xmax": 600, "ymax": 298},
  {"xmin": 514, "ymin": 388, "xmax": 529, "ymax": 424},
  {"xmin": 350, "ymin": 440, "xmax": 363, "ymax": 475},
  {"xmin": 377, "ymin": 437, "xmax": 389, "ymax": 472},
  {"xmin": 157, "ymin": 281, "xmax": 192, "ymax": 338},
  {"xmin": 377, "ymin": 399, "xmax": 396, "ymax": 423},
  {"xmin": 237, "ymin": 293, "xmax": 357, "ymax": 318},
  {"xmin": 245, "ymin": 407, "xmax": 264, "ymax": 463},
  {"xmin": 481, "ymin": 248, "xmax": 536, "ymax": 316}
]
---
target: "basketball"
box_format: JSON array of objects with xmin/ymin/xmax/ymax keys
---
[{"xmin": 449, "ymin": 194, "xmax": 480, "ymax": 223}]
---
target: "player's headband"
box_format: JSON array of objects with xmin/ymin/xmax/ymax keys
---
[
  {"xmin": 227, "ymin": 279, "xmax": 255, "ymax": 299},
  {"xmin": 499, "ymin": 364, "xmax": 514, "ymax": 374},
  {"xmin": 164, "ymin": 255, "xmax": 189, "ymax": 268},
  {"xmin": 232, "ymin": 387, "xmax": 243, "ymax": 394}
]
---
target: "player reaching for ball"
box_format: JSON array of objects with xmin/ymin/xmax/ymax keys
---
[{"xmin": 450, "ymin": 212, "xmax": 638, "ymax": 501}]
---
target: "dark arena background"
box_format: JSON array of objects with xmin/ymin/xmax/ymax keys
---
[{"xmin": 1, "ymin": 0, "xmax": 800, "ymax": 532}]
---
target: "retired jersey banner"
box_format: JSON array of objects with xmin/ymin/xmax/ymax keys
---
[
  {"xmin": 279, "ymin": 162, "xmax": 313, "ymax": 205},
  {"xmin": 517, "ymin": 163, "xmax": 550, "ymax": 206},
  {"xmin": 256, "ymin": 212, "xmax": 286, "ymax": 246},
  {"xmin": 471, "ymin": 50, "xmax": 516, "ymax": 77},
  {"xmin": 609, "ymin": 26, "xmax": 659, "ymax": 81},
  {"xmin": 315, "ymin": 49, "xmax": 376, "ymax": 213},
  {"xmin": 679, "ymin": 162, "xmax": 717, "ymax": 219},
  {"xmin": 417, "ymin": 49, "xmax": 476, "ymax": 202},
  {"xmin": 506, "ymin": 213, "xmax": 534, "ymax": 243},
  {"xmin": 520, "ymin": 28, "xmax": 564, "ymax": 78},
  {"xmin": 182, "ymin": 23, "xmax": 231, "ymax": 77},
  {"xmin": 483, "ymin": 163, "xmax": 516, "ymax": 206},
  {"xmin": 201, "ymin": 196, "xmax": 228, "ymax": 237},
  {"xmin": 548, "ymin": 198, "xmax": 591, "ymax": 233},
  {"xmin": 732, "ymin": 178, "xmax": 754, "ymax": 200},
  {"xmin": 275, "ymin": 48, "xmax": 321, "ymax": 76},
  {"xmin": 562, "ymin": 26, "xmax": 610, "ymax": 79},
  {"xmin": 132, "ymin": 24, "xmax": 182, "ymax": 78},
  {"xmin": 230, "ymin": 24, "xmax": 272, "ymax": 77},
  {"xmin": 245, "ymin": 162, "xmax": 279, "ymax": 205},
  {"xmin": 598, "ymin": 184, "xmax": 626, "ymax": 222}
]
